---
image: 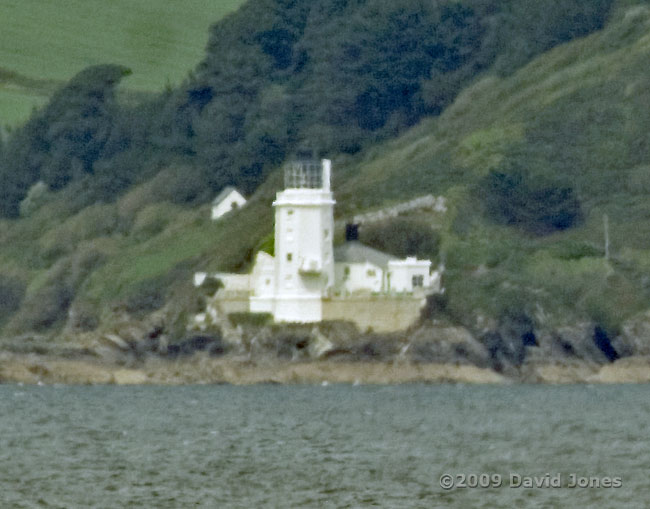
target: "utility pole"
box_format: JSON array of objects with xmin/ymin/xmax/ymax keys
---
[{"xmin": 603, "ymin": 213, "xmax": 609, "ymax": 261}]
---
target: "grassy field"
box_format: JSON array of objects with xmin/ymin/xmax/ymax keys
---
[{"xmin": 0, "ymin": 0, "xmax": 244, "ymax": 126}]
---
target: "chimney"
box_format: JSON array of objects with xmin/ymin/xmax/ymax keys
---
[
  {"xmin": 322, "ymin": 158, "xmax": 331, "ymax": 192},
  {"xmin": 345, "ymin": 223, "xmax": 359, "ymax": 242}
]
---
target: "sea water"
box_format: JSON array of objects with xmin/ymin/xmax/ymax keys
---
[{"xmin": 1, "ymin": 383, "xmax": 649, "ymax": 508}]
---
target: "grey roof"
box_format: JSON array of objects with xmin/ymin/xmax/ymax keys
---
[
  {"xmin": 212, "ymin": 186, "xmax": 242, "ymax": 205},
  {"xmin": 334, "ymin": 241, "xmax": 397, "ymax": 269}
]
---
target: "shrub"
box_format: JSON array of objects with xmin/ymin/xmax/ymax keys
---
[
  {"xmin": 124, "ymin": 276, "xmax": 169, "ymax": 317},
  {"xmin": 39, "ymin": 203, "xmax": 118, "ymax": 261},
  {"xmin": 228, "ymin": 312, "xmax": 273, "ymax": 327},
  {"xmin": 10, "ymin": 245, "xmax": 108, "ymax": 332},
  {"xmin": 255, "ymin": 232, "xmax": 275, "ymax": 256},
  {"xmin": 116, "ymin": 179, "xmax": 159, "ymax": 229},
  {"xmin": 69, "ymin": 244, "xmax": 109, "ymax": 286},
  {"xmin": 359, "ymin": 217, "xmax": 440, "ymax": 259},
  {"xmin": 420, "ymin": 292, "xmax": 448, "ymax": 322},
  {"xmin": 478, "ymin": 167, "xmax": 581, "ymax": 234},
  {"xmin": 123, "ymin": 264, "xmax": 193, "ymax": 318},
  {"xmin": 548, "ymin": 241, "xmax": 602, "ymax": 260},
  {"xmin": 0, "ymin": 274, "xmax": 26, "ymax": 320},
  {"xmin": 19, "ymin": 282, "xmax": 74, "ymax": 332}
]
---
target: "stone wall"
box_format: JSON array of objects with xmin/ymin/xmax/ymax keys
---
[
  {"xmin": 322, "ymin": 295, "xmax": 425, "ymax": 332},
  {"xmin": 211, "ymin": 294, "xmax": 426, "ymax": 332},
  {"xmin": 335, "ymin": 194, "xmax": 446, "ymax": 227}
]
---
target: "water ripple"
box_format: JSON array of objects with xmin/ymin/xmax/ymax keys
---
[{"xmin": 0, "ymin": 384, "xmax": 648, "ymax": 507}]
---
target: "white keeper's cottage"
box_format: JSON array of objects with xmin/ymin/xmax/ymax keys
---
[
  {"xmin": 196, "ymin": 158, "xmax": 442, "ymax": 330},
  {"xmin": 211, "ymin": 186, "xmax": 247, "ymax": 220}
]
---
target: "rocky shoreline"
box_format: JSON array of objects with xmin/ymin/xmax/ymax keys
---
[
  {"xmin": 2, "ymin": 307, "xmax": 649, "ymax": 386},
  {"xmin": 2, "ymin": 351, "xmax": 650, "ymax": 386}
]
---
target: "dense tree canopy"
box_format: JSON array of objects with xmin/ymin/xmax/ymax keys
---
[
  {"xmin": 0, "ymin": 65, "xmax": 131, "ymax": 216},
  {"xmin": 0, "ymin": 0, "xmax": 615, "ymax": 217}
]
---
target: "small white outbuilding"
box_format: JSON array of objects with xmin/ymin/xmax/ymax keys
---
[
  {"xmin": 387, "ymin": 257, "xmax": 436, "ymax": 293},
  {"xmin": 333, "ymin": 241, "xmax": 395, "ymax": 294},
  {"xmin": 333, "ymin": 242, "xmax": 439, "ymax": 295},
  {"xmin": 211, "ymin": 187, "xmax": 247, "ymax": 220}
]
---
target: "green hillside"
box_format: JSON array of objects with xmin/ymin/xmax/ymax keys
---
[
  {"xmin": 336, "ymin": 4, "xmax": 650, "ymax": 331},
  {"xmin": 0, "ymin": 0, "xmax": 244, "ymax": 126},
  {"xmin": 0, "ymin": 0, "xmax": 648, "ymax": 347}
]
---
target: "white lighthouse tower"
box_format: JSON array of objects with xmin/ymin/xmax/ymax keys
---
[{"xmin": 269, "ymin": 158, "xmax": 335, "ymax": 322}]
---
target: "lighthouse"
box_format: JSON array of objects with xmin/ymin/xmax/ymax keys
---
[
  {"xmin": 205, "ymin": 156, "xmax": 443, "ymax": 331},
  {"xmin": 269, "ymin": 158, "xmax": 335, "ymax": 322}
]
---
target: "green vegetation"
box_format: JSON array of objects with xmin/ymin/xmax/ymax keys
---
[
  {"xmin": 478, "ymin": 166, "xmax": 582, "ymax": 234},
  {"xmin": 0, "ymin": 0, "xmax": 617, "ymax": 215},
  {"xmin": 0, "ymin": 0, "xmax": 244, "ymax": 126},
  {"xmin": 0, "ymin": 0, "xmax": 649, "ymax": 343},
  {"xmin": 360, "ymin": 217, "xmax": 441, "ymax": 260},
  {"xmin": 228, "ymin": 312, "xmax": 273, "ymax": 328},
  {"xmin": 335, "ymin": 1, "xmax": 650, "ymax": 332}
]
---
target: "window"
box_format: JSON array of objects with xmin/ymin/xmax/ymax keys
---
[
  {"xmin": 287, "ymin": 209, "xmax": 294, "ymax": 216},
  {"xmin": 412, "ymin": 275, "xmax": 424, "ymax": 287},
  {"xmin": 343, "ymin": 266, "xmax": 350, "ymax": 277},
  {"xmin": 287, "ymin": 253, "xmax": 293, "ymax": 262},
  {"xmin": 366, "ymin": 269, "xmax": 376, "ymax": 277}
]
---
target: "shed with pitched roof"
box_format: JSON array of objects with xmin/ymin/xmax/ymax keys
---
[{"xmin": 211, "ymin": 187, "xmax": 246, "ymax": 220}]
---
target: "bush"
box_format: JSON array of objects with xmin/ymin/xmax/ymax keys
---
[
  {"xmin": 39, "ymin": 203, "xmax": 118, "ymax": 261},
  {"xmin": 9, "ymin": 245, "xmax": 108, "ymax": 332},
  {"xmin": 548, "ymin": 241, "xmax": 602, "ymax": 260},
  {"xmin": 124, "ymin": 276, "xmax": 169, "ymax": 317},
  {"xmin": 420, "ymin": 293, "xmax": 448, "ymax": 321},
  {"xmin": 479, "ymin": 167, "xmax": 581, "ymax": 234},
  {"xmin": 228, "ymin": 312, "xmax": 273, "ymax": 328},
  {"xmin": 359, "ymin": 217, "xmax": 440, "ymax": 259},
  {"xmin": 123, "ymin": 264, "xmax": 193, "ymax": 318},
  {"xmin": 0, "ymin": 274, "xmax": 26, "ymax": 320},
  {"xmin": 254, "ymin": 232, "xmax": 275, "ymax": 256},
  {"xmin": 19, "ymin": 282, "xmax": 74, "ymax": 332}
]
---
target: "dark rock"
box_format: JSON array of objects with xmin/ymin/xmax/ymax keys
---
[
  {"xmin": 408, "ymin": 325, "xmax": 489, "ymax": 366},
  {"xmin": 352, "ymin": 335, "xmax": 402, "ymax": 361},
  {"xmin": 272, "ymin": 332, "xmax": 311, "ymax": 359},
  {"xmin": 479, "ymin": 330, "xmax": 525, "ymax": 370},
  {"xmin": 166, "ymin": 334, "xmax": 228, "ymax": 358},
  {"xmin": 592, "ymin": 326, "xmax": 619, "ymax": 362},
  {"xmin": 533, "ymin": 323, "xmax": 614, "ymax": 363}
]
